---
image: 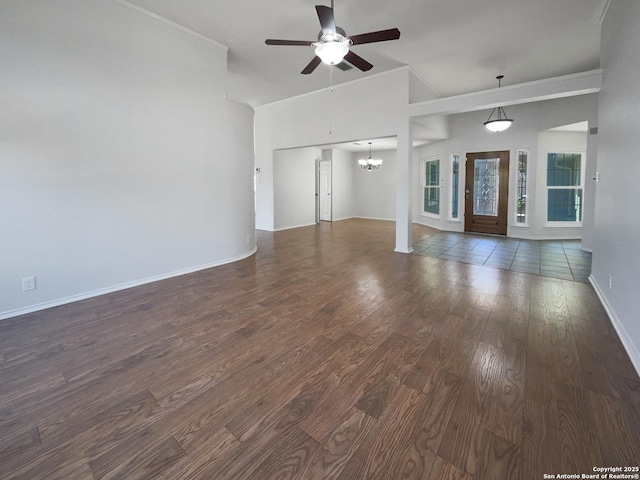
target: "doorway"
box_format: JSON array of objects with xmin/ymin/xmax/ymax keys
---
[
  {"xmin": 464, "ymin": 150, "xmax": 510, "ymax": 235},
  {"xmin": 318, "ymin": 159, "xmax": 332, "ymax": 222}
]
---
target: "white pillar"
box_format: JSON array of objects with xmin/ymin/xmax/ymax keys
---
[{"xmin": 395, "ymin": 119, "xmax": 413, "ymax": 253}]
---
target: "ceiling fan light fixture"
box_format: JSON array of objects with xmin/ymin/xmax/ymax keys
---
[
  {"xmin": 315, "ymin": 40, "xmax": 349, "ymax": 65},
  {"xmin": 484, "ymin": 76, "xmax": 514, "ymax": 133}
]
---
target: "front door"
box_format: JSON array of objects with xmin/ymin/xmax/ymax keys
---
[{"xmin": 465, "ymin": 151, "xmax": 509, "ymax": 235}]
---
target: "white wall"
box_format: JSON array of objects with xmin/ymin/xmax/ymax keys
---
[
  {"xmin": 255, "ymin": 68, "xmax": 410, "ymax": 231},
  {"xmin": 331, "ymin": 149, "xmax": 355, "ymax": 221},
  {"xmin": 592, "ymin": 0, "xmax": 640, "ymax": 373},
  {"xmin": 273, "ymin": 147, "xmax": 320, "ymax": 230},
  {"xmin": 0, "ymin": 0, "xmax": 255, "ymax": 318},
  {"xmin": 413, "ymin": 95, "xmax": 598, "ymax": 240},
  {"xmin": 354, "ymin": 149, "xmax": 397, "ymax": 221}
]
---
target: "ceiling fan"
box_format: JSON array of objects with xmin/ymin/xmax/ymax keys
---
[{"xmin": 265, "ymin": 3, "xmax": 400, "ymax": 75}]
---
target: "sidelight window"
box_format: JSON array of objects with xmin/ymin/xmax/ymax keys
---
[
  {"xmin": 451, "ymin": 154, "xmax": 460, "ymax": 219},
  {"xmin": 516, "ymin": 150, "xmax": 528, "ymax": 224}
]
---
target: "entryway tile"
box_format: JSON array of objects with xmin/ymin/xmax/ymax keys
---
[{"xmin": 411, "ymin": 231, "xmax": 591, "ymax": 282}]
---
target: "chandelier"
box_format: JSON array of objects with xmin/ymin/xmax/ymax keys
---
[{"xmin": 358, "ymin": 142, "xmax": 383, "ymax": 171}]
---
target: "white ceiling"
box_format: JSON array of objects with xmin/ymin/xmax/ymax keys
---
[{"xmin": 123, "ymin": 0, "xmax": 607, "ymax": 107}]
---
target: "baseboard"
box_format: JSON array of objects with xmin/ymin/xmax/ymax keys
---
[
  {"xmin": 589, "ymin": 274, "xmax": 640, "ymax": 377},
  {"xmin": 352, "ymin": 216, "xmax": 395, "ymax": 222},
  {"xmin": 509, "ymin": 234, "xmax": 582, "ymax": 241},
  {"xmin": 273, "ymin": 222, "xmax": 318, "ymax": 232},
  {"xmin": 0, "ymin": 247, "xmax": 258, "ymax": 322},
  {"xmin": 410, "ymin": 220, "xmax": 584, "ymax": 242},
  {"xmin": 412, "ymin": 220, "xmax": 445, "ymax": 230},
  {"xmin": 272, "ymin": 218, "xmax": 394, "ymax": 230}
]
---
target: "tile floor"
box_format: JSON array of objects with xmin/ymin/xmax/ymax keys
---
[{"xmin": 412, "ymin": 231, "xmax": 592, "ymax": 282}]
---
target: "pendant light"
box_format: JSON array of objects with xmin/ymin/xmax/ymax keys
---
[
  {"xmin": 358, "ymin": 142, "xmax": 383, "ymax": 171},
  {"xmin": 484, "ymin": 75, "xmax": 513, "ymax": 133}
]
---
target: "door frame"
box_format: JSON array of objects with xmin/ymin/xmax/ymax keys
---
[
  {"xmin": 464, "ymin": 150, "xmax": 510, "ymax": 235},
  {"xmin": 315, "ymin": 158, "xmax": 320, "ymax": 223}
]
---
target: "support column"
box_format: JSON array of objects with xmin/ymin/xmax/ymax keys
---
[{"xmin": 395, "ymin": 119, "xmax": 413, "ymax": 253}]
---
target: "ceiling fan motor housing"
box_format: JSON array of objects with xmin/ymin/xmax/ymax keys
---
[{"xmin": 318, "ymin": 26, "xmax": 347, "ymax": 41}]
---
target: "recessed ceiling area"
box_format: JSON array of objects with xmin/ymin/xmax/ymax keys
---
[{"xmin": 122, "ymin": 0, "xmax": 608, "ymax": 107}]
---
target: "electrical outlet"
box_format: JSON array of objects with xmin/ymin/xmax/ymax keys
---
[
  {"xmin": 608, "ymin": 274, "xmax": 613, "ymax": 290},
  {"xmin": 22, "ymin": 276, "xmax": 36, "ymax": 292}
]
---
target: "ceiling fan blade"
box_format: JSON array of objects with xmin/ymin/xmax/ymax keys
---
[
  {"xmin": 335, "ymin": 61, "xmax": 352, "ymax": 71},
  {"xmin": 349, "ymin": 28, "xmax": 401, "ymax": 45},
  {"xmin": 316, "ymin": 5, "xmax": 336, "ymax": 35},
  {"xmin": 301, "ymin": 56, "xmax": 322, "ymax": 75},
  {"xmin": 344, "ymin": 50, "xmax": 373, "ymax": 72},
  {"xmin": 265, "ymin": 39, "xmax": 314, "ymax": 46}
]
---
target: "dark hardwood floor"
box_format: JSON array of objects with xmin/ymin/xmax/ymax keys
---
[{"xmin": 1, "ymin": 219, "xmax": 638, "ymax": 479}]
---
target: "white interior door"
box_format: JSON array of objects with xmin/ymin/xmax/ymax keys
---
[{"xmin": 319, "ymin": 159, "xmax": 332, "ymax": 222}]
